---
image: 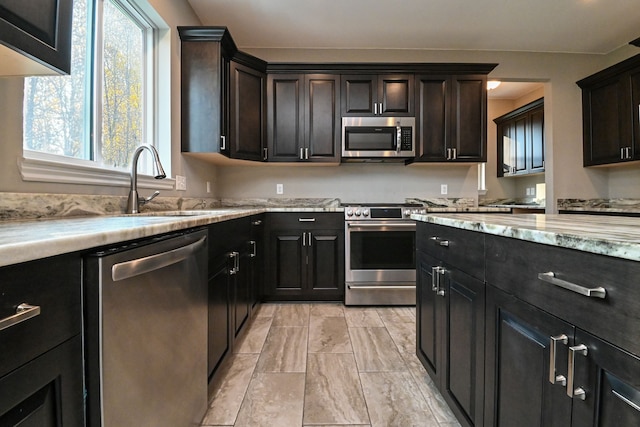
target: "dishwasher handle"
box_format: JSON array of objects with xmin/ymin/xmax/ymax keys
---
[{"xmin": 112, "ymin": 235, "xmax": 207, "ymax": 282}]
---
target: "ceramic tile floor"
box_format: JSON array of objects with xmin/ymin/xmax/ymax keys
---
[{"xmin": 201, "ymin": 303, "xmax": 462, "ymax": 427}]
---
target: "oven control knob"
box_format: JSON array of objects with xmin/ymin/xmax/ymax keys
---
[
  {"xmin": 404, "ymin": 210, "xmax": 412, "ymax": 217},
  {"xmin": 346, "ymin": 209, "xmax": 354, "ymax": 217},
  {"xmin": 362, "ymin": 209, "xmax": 369, "ymax": 217},
  {"xmin": 355, "ymin": 209, "xmax": 362, "ymax": 217},
  {"xmin": 419, "ymin": 209, "xmax": 426, "ymax": 215}
]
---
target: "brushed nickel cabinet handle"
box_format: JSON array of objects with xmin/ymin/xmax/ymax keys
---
[
  {"xmin": 549, "ymin": 334, "xmax": 568, "ymax": 386},
  {"xmin": 567, "ymin": 344, "xmax": 588, "ymax": 400},
  {"xmin": 0, "ymin": 303, "xmax": 41, "ymax": 331},
  {"xmin": 538, "ymin": 272, "xmax": 606, "ymax": 298},
  {"xmin": 220, "ymin": 135, "xmax": 226, "ymax": 151},
  {"xmin": 298, "ymin": 218, "xmax": 316, "ymax": 222}
]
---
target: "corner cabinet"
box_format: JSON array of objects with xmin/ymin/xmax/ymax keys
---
[
  {"xmin": 414, "ymin": 72, "xmax": 493, "ymax": 163},
  {"xmin": 267, "ymin": 73, "xmax": 340, "ymax": 162},
  {"xmin": 341, "ymin": 74, "xmax": 414, "ymax": 116},
  {"xmin": 494, "ymin": 98, "xmax": 544, "ymax": 177},
  {"xmin": 578, "ymin": 53, "xmax": 640, "ymax": 166},
  {"xmin": 179, "ymin": 27, "xmax": 267, "ymax": 161},
  {"xmin": 0, "ymin": 0, "xmax": 73, "ymax": 75},
  {"xmin": 264, "ymin": 212, "xmax": 344, "ymax": 301}
]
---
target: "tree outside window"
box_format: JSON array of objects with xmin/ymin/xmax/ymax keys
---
[{"xmin": 23, "ymin": 0, "xmax": 154, "ymax": 174}]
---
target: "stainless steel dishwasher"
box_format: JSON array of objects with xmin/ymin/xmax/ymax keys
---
[{"xmin": 84, "ymin": 228, "xmax": 208, "ymax": 427}]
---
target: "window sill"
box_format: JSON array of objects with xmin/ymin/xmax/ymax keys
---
[{"xmin": 20, "ymin": 151, "xmax": 175, "ymax": 190}]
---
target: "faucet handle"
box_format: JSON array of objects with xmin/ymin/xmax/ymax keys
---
[{"xmin": 140, "ymin": 191, "xmax": 160, "ymax": 206}]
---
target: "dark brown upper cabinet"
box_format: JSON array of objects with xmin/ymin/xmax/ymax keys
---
[
  {"xmin": 494, "ymin": 98, "xmax": 545, "ymax": 177},
  {"xmin": 341, "ymin": 74, "xmax": 414, "ymax": 116},
  {"xmin": 414, "ymin": 73, "xmax": 490, "ymax": 163},
  {"xmin": 179, "ymin": 27, "xmax": 267, "ymax": 161},
  {"xmin": 267, "ymin": 73, "xmax": 340, "ymax": 163},
  {"xmin": 229, "ymin": 55, "xmax": 267, "ymax": 161},
  {"xmin": 578, "ymin": 54, "xmax": 640, "ymax": 166},
  {"xmin": 0, "ymin": 0, "xmax": 73, "ymax": 75}
]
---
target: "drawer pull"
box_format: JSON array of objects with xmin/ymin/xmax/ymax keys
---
[
  {"xmin": 549, "ymin": 334, "xmax": 568, "ymax": 386},
  {"xmin": 613, "ymin": 390, "xmax": 640, "ymax": 412},
  {"xmin": 567, "ymin": 344, "xmax": 588, "ymax": 400},
  {"xmin": 538, "ymin": 272, "xmax": 606, "ymax": 299},
  {"xmin": 0, "ymin": 303, "xmax": 41, "ymax": 331},
  {"xmin": 298, "ymin": 218, "xmax": 316, "ymax": 222},
  {"xmin": 429, "ymin": 236, "xmax": 450, "ymax": 247}
]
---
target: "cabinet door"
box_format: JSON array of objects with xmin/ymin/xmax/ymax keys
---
[
  {"xmin": 485, "ymin": 285, "xmax": 573, "ymax": 427},
  {"xmin": 0, "ymin": 336, "xmax": 83, "ymax": 426},
  {"xmin": 498, "ymin": 121, "xmax": 516, "ymax": 176},
  {"xmin": 341, "ymin": 74, "xmax": 377, "ymax": 115},
  {"xmin": 267, "ymin": 229, "xmax": 305, "ymax": 297},
  {"xmin": 416, "ymin": 251, "xmax": 445, "ymax": 384},
  {"xmin": 529, "ymin": 107, "xmax": 545, "ymax": 172},
  {"xmin": 415, "ymin": 75, "xmax": 448, "ymax": 161},
  {"xmin": 450, "ymin": 75, "xmax": 487, "ymax": 162},
  {"xmin": 570, "ymin": 329, "xmax": 640, "ymax": 427},
  {"xmin": 0, "ymin": 0, "xmax": 72, "ymax": 74},
  {"xmin": 233, "ymin": 250, "xmax": 251, "ymax": 337},
  {"xmin": 444, "ymin": 268, "xmax": 485, "ymax": 427},
  {"xmin": 180, "ymin": 41, "xmax": 226, "ymax": 154},
  {"xmin": 631, "ymin": 69, "xmax": 640, "ymax": 160},
  {"xmin": 582, "ymin": 75, "xmax": 631, "ymax": 166},
  {"xmin": 305, "ymin": 74, "xmax": 340, "ymax": 162},
  {"xmin": 230, "ymin": 61, "xmax": 266, "ymax": 161},
  {"xmin": 513, "ymin": 115, "xmax": 528, "ymax": 174},
  {"xmin": 307, "ymin": 229, "xmax": 344, "ymax": 300},
  {"xmin": 267, "ymin": 74, "xmax": 304, "ymax": 161},
  {"xmin": 378, "ymin": 74, "xmax": 414, "ymax": 116},
  {"xmin": 208, "ymin": 260, "xmax": 230, "ymax": 378}
]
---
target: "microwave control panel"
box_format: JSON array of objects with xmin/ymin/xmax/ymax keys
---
[{"xmin": 400, "ymin": 127, "xmax": 413, "ymax": 150}]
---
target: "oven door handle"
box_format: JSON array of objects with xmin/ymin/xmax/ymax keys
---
[{"xmin": 347, "ymin": 222, "xmax": 416, "ymax": 229}]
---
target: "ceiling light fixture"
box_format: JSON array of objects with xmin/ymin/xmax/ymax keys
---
[{"xmin": 487, "ymin": 80, "xmax": 501, "ymax": 90}]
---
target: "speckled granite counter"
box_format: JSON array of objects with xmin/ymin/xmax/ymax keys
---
[
  {"xmin": 558, "ymin": 198, "xmax": 640, "ymax": 215},
  {"xmin": 411, "ymin": 213, "xmax": 640, "ymax": 262}
]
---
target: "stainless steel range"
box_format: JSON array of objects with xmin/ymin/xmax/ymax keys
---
[{"xmin": 344, "ymin": 203, "xmax": 426, "ymax": 305}]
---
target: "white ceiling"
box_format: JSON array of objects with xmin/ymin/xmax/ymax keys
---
[{"xmin": 188, "ymin": 0, "xmax": 639, "ymax": 55}]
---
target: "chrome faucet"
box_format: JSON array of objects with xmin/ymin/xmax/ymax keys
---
[{"xmin": 126, "ymin": 145, "xmax": 167, "ymax": 214}]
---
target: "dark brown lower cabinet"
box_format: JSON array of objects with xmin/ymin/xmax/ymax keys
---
[
  {"xmin": 485, "ymin": 284, "xmax": 640, "ymax": 427},
  {"xmin": 417, "ymin": 250, "xmax": 484, "ymax": 427},
  {"xmin": 264, "ymin": 213, "xmax": 344, "ymax": 301},
  {"xmin": 484, "ymin": 285, "xmax": 573, "ymax": 427}
]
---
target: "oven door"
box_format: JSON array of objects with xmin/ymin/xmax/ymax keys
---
[{"xmin": 345, "ymin": 221, "xmax": 416, "ymax": 283}]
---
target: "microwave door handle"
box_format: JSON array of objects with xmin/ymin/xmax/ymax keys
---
[{"xmin": 396, "ymin": 122, "xmax": 401, "ymax": 153}]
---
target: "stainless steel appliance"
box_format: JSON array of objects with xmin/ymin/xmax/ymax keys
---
[
  {"xmin": 344, "ymin": 203, "xmax": 425, "ymax": 305},
  {"xmin": 84, "ymin": 229, "xmax": 208, "ymax": 427},
  {"xmin": 342, "ymin": 117, "xmax": 415, "ymax": 160}
]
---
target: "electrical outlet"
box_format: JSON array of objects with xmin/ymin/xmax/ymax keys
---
[
  {"xmin": 440, "ymin": 184, "xmax": 448, "ymax": 195},
  {"xmin": 206, "ymin": 181, "xmax": 211, "ymax": 193},
  {"xmin": 175, "ymin": 175, "xmax": 186, "ymax": 191},
  {"xmin": 530, "ymin": 187, "xmax": 536, "ymax": 196},
  {"xmin": 276, "ymin": 183, "xmax": 284, "ymax": 195},
  {"xmin": 525, "ymin": 187, "xmax": 531, "ymax": 196}
]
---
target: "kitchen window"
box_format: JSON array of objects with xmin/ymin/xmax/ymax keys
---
[{"xmin": 20, "ymin": 0, "xmax": 172, "ymax": 188}]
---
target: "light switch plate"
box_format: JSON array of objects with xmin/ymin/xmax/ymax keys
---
[{"xmin": 175, "ymin": 175, "xmax": 186, "ymax": 191}]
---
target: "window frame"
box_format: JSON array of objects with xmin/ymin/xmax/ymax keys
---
[{"xmin": 20, "ymin": 0, "xmax": 173, "ymax": 190}]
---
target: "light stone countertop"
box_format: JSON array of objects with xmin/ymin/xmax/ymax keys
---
[
  {"xmin": 0, "ymin": 208, "xmax": 263, "ymax": 268},
  {"xmin": 0, "ymin": 206, "xmax": 354, "ymax": 267},
  {"xmin": 412, "ymin": 213, "xmax": 640, "ymax": 262}
]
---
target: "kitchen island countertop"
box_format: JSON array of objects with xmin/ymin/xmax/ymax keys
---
[{"xmin": 411, "ymin": 213, "xmax": 640, "ymax": 262}]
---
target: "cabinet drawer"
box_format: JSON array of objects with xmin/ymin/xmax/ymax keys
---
[
  {"xmin": 0, "ymin": 254, "xmax": 81, "ymax": 377},
  {"xmin": 416, "ymin": 222, "xmax": 485, "ymax": 281},
  {"xmin": 266, "ymin": 212, "xmax": 343, "ymax": 230},
  {"xmin": 486, "ymin": 234, "xmax": 640, "ymax": 356}
]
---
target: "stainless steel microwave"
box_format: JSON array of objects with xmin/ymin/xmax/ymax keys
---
[{"xmin": 342, "ymin": 117, "xmax": 415, "ymax": 160}]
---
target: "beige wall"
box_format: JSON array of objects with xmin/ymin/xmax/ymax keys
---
[{"xmin": 1, "ymin": 0, "xmax": 638, "ymax": 208}]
